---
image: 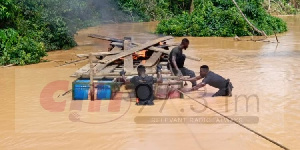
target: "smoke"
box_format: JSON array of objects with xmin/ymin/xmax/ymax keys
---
[
  {"xmin": 41, "ymin": 0, "xmax": 137, "ymax": 36},
  {"xmin": 88, "ymin": 0, "xmax": 134, "ymax": 23}
]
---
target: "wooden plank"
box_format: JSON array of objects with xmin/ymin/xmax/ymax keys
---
[
  {"xmin": 87, "ymin": 47, "xmax": 122, "ymax": 74},
  {"xmin": 78, "ymin": 63, "xmax": 95, "ymax": 73},
  {"xmin": 88, "ymin": 34, "xmax": 123, "ymax": 43},
  {"xmin": 72, "ymin": 48, "xmax": 122, "ymax": 77},
  {"xmin": 76, "ymin": 51, "xmax": 121, "ymax": 58},
  {"xmin": 94, "ymin": 64, "xmax": 107, "ymax": 73},
  {"xmin": 144, "ymin": 52, "xmax": 162, "ymax": 67},
  {"xmin": 148, "ymin": 46, "xmax": 171, "ymax": 55},
  {"xmin": 123, "ymin": 39, "xmax": 134, "ymax": 73},
  {"xmin": 108, "ymin": 46, "xmax": 122, "ymax": 53},
  {"xmin": 148, "ymin": 47, "xmax": 202, "ymax": 61},
  {"xmin": 98, "ymin": 36, "xmax": 173, "ymax": 64},
  {"xmin": 89, "ymin": 53, "xmax": 95, "ymax": 100},
  {"xmin": 92, "ymin": 47, "xmax": 123, "ymax": 72},
  {"xmin": 123, "ymin": 56, "xmax": 134, "ymax": 71},
  {"xmin": 72, "ymin": 63, "xmax": 98, "ymax": 77},
  {"xmin": 88, "ymin": 34, "xmax": 140, "ymax": 46},
  {"xmin": 101, "ymin": 64, "xmax": 118, "ymax": 74}
]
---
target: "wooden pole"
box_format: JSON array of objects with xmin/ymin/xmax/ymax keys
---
[
  {"xmin": 89, "ymin": 53, "xmax": 95, "ymax": 101},
  {"xmin": 123, "ymin": 37, "xmax": 134, "ymax": 73}
]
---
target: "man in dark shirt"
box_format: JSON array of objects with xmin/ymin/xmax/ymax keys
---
[
  {"xmin": 121, "ymin": 65, "xmax": 163, "ymax": 105},
  {"xmin": 182, "ymin": 65, "xmax": 233, "ymax": 97},
  {"xmin": 168, "ymin": 38, "xmax": 196, "ymax": 87}
]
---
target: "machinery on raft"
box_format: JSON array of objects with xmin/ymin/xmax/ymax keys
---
[{"xmin": 71, "ymin": 34, "xmax": 201, "ymax": 101}]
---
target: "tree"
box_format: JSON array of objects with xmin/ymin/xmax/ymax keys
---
[
  {"xmin": 190, "ymin": 0, "xmax": 194, "ymax": 13},
  {"xmin": 231, "ymin": 0, "xmax": 268, "ymax": 37}
]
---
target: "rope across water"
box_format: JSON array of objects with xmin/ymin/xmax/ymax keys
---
[{"xmin": 175, "ymin": 89, "xmax": 289, "ymax": 150}]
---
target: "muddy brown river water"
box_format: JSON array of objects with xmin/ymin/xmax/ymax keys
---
[{"xmin": 0, "ymin": 16, "xmax": 299, "ymax": 150}]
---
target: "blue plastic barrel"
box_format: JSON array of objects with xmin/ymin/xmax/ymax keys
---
[
  {"xmin": 73, "ymin": 79, "xmax": 113, "ymax": 100},
  {"xmin": 96, "ymin": 84, "xmax": 112, "ymax": 100},
  {"xmin": 73, "ymin": 80, "xmax": 90, "ymax": 100}
]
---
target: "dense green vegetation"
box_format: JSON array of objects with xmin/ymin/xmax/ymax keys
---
[
  {"xmin": 0, "ymin": 0, "xmax": 101, "ymax": 66},
  {"xmin": 118, "ymin": 0, "xmax": 299, "ymax": 21},
  {"xmin": 118, "ymin": 0, "xmax": 295, "ymax": 36},
  {"xmin": 1, "ymin": 0, "xmax": 298, "ymax": 66},
  {"xmin": 156, "ymin": 0, "xmax": 288, "ymax": 36},
  {"xmin": 0, "ymin": 28, "xmax": 46, "ymax": 65}
]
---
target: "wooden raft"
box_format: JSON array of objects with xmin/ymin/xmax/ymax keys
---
[
  {"xmin": 72, "ymin": 34, "xmax": 203, "ymax": 79},
  {"xmin": 73, "ymin": 36, "xmax": 173, "ymax": 78}
]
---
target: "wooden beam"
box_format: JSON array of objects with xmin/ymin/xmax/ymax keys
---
[
  {"xmin": 109, "ymin": 47, "xmax": 122, "ymax": 53},
  {"xmin": 76, "ymin": 51, "xmax": 121, "ymax": 58},
  {"xmin": 72, "ymin": 63, "xmax": 98, "ymax": 76},
  {"xmin": 123, "ymin": 39, "xmax": 134, "ymax": 73},
  {"xmin": 91, "ymin": 47, "xmax": 123, "ymax": 73},
  {"xmin": 73, "ymin": 47, "xmax": 123, "ymax": 76},
  {"xmin": 148, "ymin": 47, "xmax": 202, "ymax": 61},
  {"xmin": 88, "ymin": 34, "xmax": 123, "ymax": 43},
  {"xmin": 89, "ymin": 53, "xmax": 95, "ymax": 101},
  {"xmin": 88, "ymin": 34, "xmax": 140, "ymax": 46},
  {"xmin": 101, "ymin": 64, "xmax": 118, "ymax": 74},
  {"xmin": 131, "ymin": 42, "xmax": 201, "ymax": 61},
  {"xmin": 98, "ymin": 36, "xmax": 173, "ymax": 64},
  {"xmin": 144, "ymin": 52, "xmax": 162, "ymax": 67}
]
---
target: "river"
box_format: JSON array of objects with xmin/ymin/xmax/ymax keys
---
[{"xmin": 0, "ymin": 16, "xmax": 299, "ymax": 149}]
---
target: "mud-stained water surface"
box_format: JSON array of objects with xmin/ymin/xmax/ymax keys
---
[{"xmin": 0, "ymin": 16, "xmax": 300, "ymax": 150}]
